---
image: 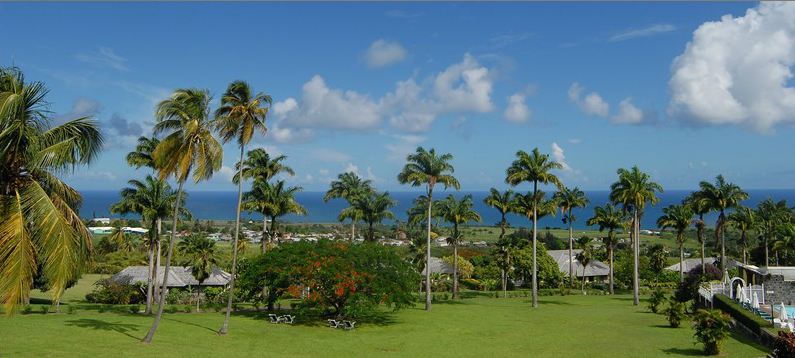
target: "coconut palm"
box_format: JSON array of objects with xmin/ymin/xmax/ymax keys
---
[
  {"xmin": 586, "ymin": 204, "xmax": 623, "ymax": 294},
  {"xmin": 233, "ymin": 148, "xmax": 293, "ymax": 184},
  {"xmin": 575, "ymin": 237, "xmax": 594, "ymax": 294},
  {"xmin": 107, "ymin": 221, "xmax": 133, "ymax": 253},
  {"xmin": 111, "ymin": 175, "xmax": 186, "ymax": 313},
  {"xmin": 142, "ymin": 88, "xmax": 222, "ymax": 343},
  {"xmin": 324, "ymin": 172, "xmax": 374, "ymax": 241},
  {"xmin": 698, "ymin": 175, "xmax": 748, "ymax": 274},
  {"xmin": 178, "ymin": 235, "xmax": 218, "ymax": 312},
  {"xmin": 438, "ymin": 194, "xmax": 481, "ymax": 299},
  {"xmin": 484, "ymin": 188, "xmax": 515, "ymax": 296},
  {"xmin": 756, "ymin": 198, "xmax": 791, "ymax": 266},
  {"xmin": 243, "ymin": 180, "xmax": 306, "ymax": 246},
  {"xmin": 0, "ymin": 67, "xmax": 103, "ymax": 314},
  {"xmin": 512, "ymin": 190, "xmax": 557, "ymax": 297},
  {"xmin": 505, "ymin": 148, "xmax": 563, "ymax": 308},
  {"xmin": 553, "ymin": 186, "xmax": 589, "ymax": 287},
  {"xmin": 728, "ymin": 206, "xmax": 755, "ymax": 265},
  {"xmin": 397, "ymin": 147, "xmax": 460, "ymax": 311},
  {"xmin": 126, "ymin": 136, "xmax": 160, "ymax": 170},
  {"xmin": 340, "ymin": 191, "xmax": 395, "ymax": 242},
  {"xmin": 213, "ymin": 80, "xmax": 270, "ymax": 335},
  {"xmin": 775, "ymin": 224, "xmax": 795, "ymax": 266},
  {"xmin": 684, "ymin": 192, "xmax": 711, "ymax": 275},
  {"xmin": 656, "ymin": 204, "xmax": 694, "ymax": 282},
  {"xmin": 609, "ymin": 166, "xmax": 663, "ymax": 306}
]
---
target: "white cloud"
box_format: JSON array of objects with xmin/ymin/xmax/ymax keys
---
[
  {"xmin": 609, "ymin": 24, "xmax": 676, "ymax": 42},
  {"xmin": 550, "ymin": 142, "xmax": 572, "ymax": 172},
  {"xmin": 568, "ymin": 138, "xmax": 582, "ymax": 144},
  {"xmin": 611, "ymin": 98, "xmax": 644, "ymax": 124},
  {"xmin": 668, "ymin": 2, "xmax": 795, "ymax": 133},
  {"xmin": 504, "ymin": 93, "xmax": 531, "ymax": 123},
  {"xmin": 75, "ymin": 47, "xmax": 129, "ymax": 71},
  {"xmin": 365, "ymin": 39, "xmax": 407, "ymax": 68},
  {"xmin": 343, "ymin": 163, "xmax": 360, "ymax": 176},
  {"xmin": 309, "ymin": 149, "xmax": 352, "ymax": 163},
  {"xmin": 217, "ymin": 165, "xmax": 236, "ymax": 182},
  {"xmin": 568, "ymin": 83, "xmax": 609, "ymax": 117},
  {"xmin": 385, "ymin": 134, "xmax": 425, "ymax": 161},
  {"xmin": 272, "ymin": 98, "xmax": 298, "ymax": 117}
]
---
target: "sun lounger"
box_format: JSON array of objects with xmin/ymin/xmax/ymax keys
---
[
  {"xmin": 342, "ymin": 320, "xmax": 356, "ymax": 330},
  {"xmin": 280, "ymin": 315, "xmax": 295, "ymax": 324},
  {"xmin": 328, "ymin": 319, "xmax": 340, "ymax": 328},
  {"xmin": 268, "ymin": 314, "xmax": 279, "ymax": 323}
]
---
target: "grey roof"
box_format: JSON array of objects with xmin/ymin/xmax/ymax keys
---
[
  {"xmin": 422, "ymin": 257, "xmax": 455, "ymax": 276},
  {"xmin": 111, "ymin": 266, "xmax": 231, "ymax": 288},
  {"xmin": 665, "ymin": 257, "xmax": 718, "ymax": 273},
  {"xmin": 547, "ymin": 249, "xmax": 610, "ymax": 277}
]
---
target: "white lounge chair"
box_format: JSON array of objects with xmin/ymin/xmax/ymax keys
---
[
  {"xmin": 280, "ymin": 315, "xmax": 295, "ymax": 324},
  {"xmin": 328, "ymin": 319, "xmax": 340, "ymax": 328},
  {"xmin": 268, "ymin": 314, "xmax": 279, "ymax": 324},
  {"xmin": 342, "ymin": 320, "xmax": 356, "ymax": 330}
]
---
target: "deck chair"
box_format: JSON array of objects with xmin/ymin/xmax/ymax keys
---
[
  {"xmin": 328, "ymin": 319, "xmax": 340, "ymax": 328},
  {"xmin": 342, "ymin": 320, "xmax": 356, "ymax": 330},
  {"xmin": 268, "ymin": 314, "xmax": 280, "ymax": 323},
  {"xmin": 280, "ymin": 315, "xmax": 295, "ymax": 324}
]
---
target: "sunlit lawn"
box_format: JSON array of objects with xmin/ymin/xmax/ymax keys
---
[{"xmin": 3, "ymin": 291, "xmax": 768, "ymax": 357}]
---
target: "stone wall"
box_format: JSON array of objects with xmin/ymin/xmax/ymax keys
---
[{"xmin": 761, "ymin": 274, "xmax": 795, "ymax": 305}]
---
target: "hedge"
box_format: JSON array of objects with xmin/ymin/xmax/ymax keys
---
[{"xmin": 713, "ymin": 293, "xmax": 773, "ymax": 336}]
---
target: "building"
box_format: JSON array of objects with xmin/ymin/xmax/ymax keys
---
[
  {"xmin": 88, "ymin": 226, "xmax": 149, "ymax": 235},
  {"xmin": 111, "ymin": 266, "xmax": 231, "ymax": 290},
  {"xmin": 547, "ymin": 249, "xmax": 610, "ymax": 282},
  {"xmin": 665, "ymin": 257, "xmax": 718, "ymax": 273},
  {"xmin": 736, "ymin": 263, "xmax": 795, "ymax": 305},
  {"xmin": 92, "ymin": 217, "xmax": 111, "ymax": 225},
  {"xmin": 422, "ymin": 257, "xmax": 455, "ymax": 276}
]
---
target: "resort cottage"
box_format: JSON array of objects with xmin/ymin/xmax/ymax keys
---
[
  {"xmin": 547, "ymin": 249, "xmax": 610, "ymax": 282},
  {"xmin": 111, "ymin": 266, "xmax": 231, "ymax": 294}
]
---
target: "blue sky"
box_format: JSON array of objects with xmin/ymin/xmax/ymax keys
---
[{"xmin": 2, "ymin": 2, "xmax": 794, "ymax": 192}]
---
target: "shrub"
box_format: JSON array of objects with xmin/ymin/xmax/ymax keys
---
[
  {"xmin": 85, "ymin": 279, "xmax": 145, "ymax": 305},
  {"xmin": 165, "ymin": 289, "xmax": 192, "ymax": 305},
  {"xmin": 39, "ymin": 305, "xmax": 49, "ymax": 314},
  {"xmin": 648, "ymin": 288, "xmax": 666, "ymax": 314},
  {"xmin": 712, "ymin": 294, "xmax": 772, "ymax": 335},
  {"xmin": 22, "ymin": 306, "xmax": 32, "ymax": 315},
  {"xmin": 675, "ymin": 264, "xmax": 721, "ymax": 303},
  {"xmin": 184, "ymin": 305, "xmax": 193, "ymax": 313},
  {"xmin": 67, "ymin": 305, "xmax": 77, "ymax": 315},
  {"xmin": 460, "ymin": 278, "xmax": 484, "ymax": 291},
  {"xmin": 128, "ymin": 305, "xmax": 140, "ymax": 314},
  {"xmin": 664, "ymin": 297, "xmax": 686, "ymax": 328},
  {"xmin": 772, "ymin": 331, "xmax": 795, "ymax": 358},
  {"xmin": 693, "ymin": 309, "xmax": 732, "ymax": 355}
]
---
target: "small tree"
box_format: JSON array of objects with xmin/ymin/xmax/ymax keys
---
[
  {"xmin": 664, "ymin": 296, "xmax": 686, "ymax": 327},
  {"xmin": 647, "ymin": 288, "xmax": 666, "ymax": 314},
  {"xmin": 693, "ymin": 309, "xmax": 731, "ymax": 355}
]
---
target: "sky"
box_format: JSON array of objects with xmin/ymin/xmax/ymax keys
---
[{"xmin": 2, "ymin": 2, "xmax": 795, "ymax": 193}]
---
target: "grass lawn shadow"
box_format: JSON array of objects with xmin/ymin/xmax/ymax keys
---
[
  {"xmin": 536, "ymin": 299, "xmax": 575, "ymax": 306},
  {"xmin": 661, "ymin": 347, "xmax": 703, "ymax": 356},
  {"xmin": 232, "ymin": 308, "xmax": 398, "ymax": 327},
  {"xmin": 163, "ymin": 317, "xmax": 217, "ymax": 333},
  {"xmin": 66, "ymin": 318, "xmax": 141, "ymax": 340}
]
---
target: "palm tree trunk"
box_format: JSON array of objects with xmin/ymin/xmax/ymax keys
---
[
  {"xmin": 501, "ymin": 268, "xmax": 507, "ymax": 298},
  {"xmin": 196, "ymin": 286, "xmax": 202, "ymax": 312},
  {"xmin": 719, "ymin": 213, "xmax": 726, "ymax": 275},
  {"xmin": 765, "ymin": 236, "xmax": 770, "ymax": 267},
  {"xmin": 351, "ymin": 222, "xmax": 356, "ymax": 242},
  {"xmin": 568, "ymin": 213, "xmax": 574, "ymax": 288},
  {"xmin": 261, "ymin": 217, "xmax": 268, "ymax": 254},
  {"xmin": 143, "ymin": 181, "xmax": 184, "ymax": 344},
  {"xmin": 532, "ymin": 180, "xmax": 538, "ymax": 308},
  {"xmin": 220, "ymin": 145, "xmax": 246, "ymax": 335},
  {"xmin": 425, "ymin": 184, "xmax": 434, "ymax": 311},
  {"xmin": 155, "ymin": 219, "xmax": 162, "ymax": 303},
  {"xmin": 453, "ymin": 241, "xmax": 459, "ymax": 299},
  {"xmin": 609, "ymin": 243, "xmax": 614, "ymax": 295},
  {"xmin": 633, "ymin": 210, "xmax": 639, "ymax": 306},
  {"xmin": 679, "ymin": 241, "xmax": 684, "ymax": 282},
  {"xmin": 145, "ymin": 233, "xmax": 155, "ymax": 315},
  {"xmin": 581, "ymin": 266, "xmax": 586, "ymax": 294}
]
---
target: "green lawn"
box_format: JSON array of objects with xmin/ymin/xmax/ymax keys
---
[{"xmin": 2, "ymin": 292, "xmax": 768, "ymax": 357}]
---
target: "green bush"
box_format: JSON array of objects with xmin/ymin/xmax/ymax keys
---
[
  {"xmin": 664, "ymin": 297, "xmax": 686, "ymax": 328},
  {"xmin": 67, "ymin": 305, "xmax": 77, "ymax": 314},
  {"xmin": 22, "ymin": 306, "xmax": 32, "ymax": 315},
  {"xmin": 712, "ymin": 294, "xmax": 772, "ymax": 335},
  {"xmin": 39, "ymin": 305, "xmax": 49, "ymax": 314},
  {"xmin": 166, "ymin": 289, "xmax": 192, "ymax": 305},
  {"xmin": 648, "ymin": 288, "xmax": 666, "ymax": 314},
  {"xmin": 772, "ymin": 331, "xmax": 795, "ymax": 358},
  {"xmin": 128, "ymin": 305, "xmax": 140, "ymax": 314},
  {"xmin": 693, "ymin": 309, "xmax": 732, "ymax": 355},
  {"xmin": 85, "ymin": 279, "xmax": 145, "ymax": 305}
]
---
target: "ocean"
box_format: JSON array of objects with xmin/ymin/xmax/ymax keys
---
[{"xmin": 77, "ymin": 189, "xmax": 795, "ymax": 230}]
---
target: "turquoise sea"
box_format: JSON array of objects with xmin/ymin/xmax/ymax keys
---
[{"xmin": 77, "ymin": 189, "xmax": 795, "ymax": 230}]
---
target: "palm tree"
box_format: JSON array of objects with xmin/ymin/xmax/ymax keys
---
[
  {"xmin": 775, "ymin": 224, "xmax": 795, "ymax": 266},
  {"xmin": 586, "ymin": 204, "xmax": 623, "ymax": 294},
  {"xmin": 107, "ymin": 221, "xmax": 133, "ymax": 253},
  {"xmin": 484, "ymin": 188, "xmax": 515, "ymax": 296},
  {"xmin": 178, "ymin": 235, "xmax": 218, "ymax": 312},
  {"xmin": 438, "ymin": 194, "xmax": 481, "ymax": 299},
  {"xmin": 243, "ymin": 180, "xmax": 306, "ymax": 247},
  {"xmin": 505, "ymin": 148, "xmax": 562, "ymax": 308},
  {"xmin": 512, "ymin": 190, "xmax": 557, "ymax": 297},
  {"xmin": 575, "ymin": 237, "xmax": 594, "ymax": 294},
  {"xmin": 0, "ymin": 67, "xmax": 103, "ymax": 314},
  {"xmin": 324, "ymin": 172, "xmax": 374, "ymax": 241},
  {"xmin": 142, "ymin": 88, "xmax": 222, "ymax": 343},
  {"xmin": 397, "ymin": 147, "xmax": 460, "ymax": 311},
  {"xmin": 553, "ymin": 186, "xmax": 589, "ymax": 287},
  {"xmin": 684, "ymin": 192, "xmax": 711, "ymax": 275},
  {"xmin": 126, "ymin": 136, "xmax": 160, "ymax": 170},
  {"xmin": 698, "ymin": 175, "xmax": 748, "ymax": 274},
  {"xmin": 111, "ymin": 175, "xmax": 186, "ymax": 314},
  {"xmin": 341, "ymin": 191, "xmax": 395, "ymax": 242},
  {"xmin": 656, "ymin": 204, "xmax": 694, "ymax": 282},
  {"xmin": 214, "ymin": 80, "xmax": 270, "ymax": 335},
  {"xmin": 756, "ymin": 198, "xmax": 790, "ymax": 266},
  {"xmin": 728, "ymin": 206, "xmax": 755, "ymax": 265},
  {"xmin": 609, "ymin": 166, "xmax": 663, "ymax": 306}
]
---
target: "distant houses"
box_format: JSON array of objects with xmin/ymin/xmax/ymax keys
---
[
  {"xmin": 547, "ymin": 249, "xmax": 610, "ymax": 282},
  {"xmin": 88, "ymin": 226, "xmax": 149, "ymax": 235}
]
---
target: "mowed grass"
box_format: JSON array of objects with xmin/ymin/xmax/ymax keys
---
[{"xmin": 2, "ymin": 293, "xmax": 768, "ymax": 357}]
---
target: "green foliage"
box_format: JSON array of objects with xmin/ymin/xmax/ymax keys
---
[
  {"xmin": 772, "ymin": 331, "xmax": 795, "ymax": 358},
  {"xmin": 664, "ymin": 297, "xmax": 686, "ymax": 328},
  {"xmin": 442, "ymin": 255, "xmax": 474, "ymax": 279},
  {"xmin": 166, "ymin": 289, "xmax": 192, "ymax": 305},
  {"xmin": 712, "ymin": 294, "xmax": 772, "ymax": 335},
  {"xmin": 693, "ymin": 309, "xmax": 732, "ymax": 355},
  {"xmin": 647, "ymin": 288, "xmax": 666, "ymax": 313},
  {"xmin": 85, "ymin": 279, "xmax": 145, "ymax": 305},
  {"xmin": 513, "ymin": 242, "xmax": 563, "ymax": 289},
  {"xmin": 675, "ymin": 263, "xmax": 721, "ymax": 303}
]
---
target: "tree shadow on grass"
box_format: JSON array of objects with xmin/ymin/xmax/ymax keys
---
[
  {"xmin": 65, "ymin": 318, "xmax": 140, "ymax": 340},
  {"xmin": 232, "ymin": 308, "xmax": 398, "ymax": 327},
  {"xmin": 163, "ymin": 317, "xmax": 217, "ymax": 333},
  {"xmin": 661, "ymin": 347, "xmax": 703, "ymax": 356},
  {"xmin": 536, "ymin": 299, "xmax": 575, "ymax": 306}
]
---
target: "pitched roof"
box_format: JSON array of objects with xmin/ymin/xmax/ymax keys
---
[
  {"xmin": 111, "ymin": 266, "xmax": 231, "ymax": 287},
  {"xmin": 665, "ymin": 257, "xmax": 718, "ymax": 273},
  {"xmin": 547, "ymin": 249, "xmax": 610, "ymax": 277},
  {"xmin": 422, "ymin": 257, "xmax": 455, "ymax": 275}
]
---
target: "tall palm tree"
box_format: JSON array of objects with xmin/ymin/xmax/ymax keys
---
[
  {"xmin": 111, "ymin": 175, "xmax": 186, "ymax": 314},
  {"xmin": 505, "ymin": 148, "xmax": 562, "ymax": 308},
  {"xmin": 775, "ymin": 224, "xmax": 795, "ymax": 266},
  {"xmin": 553, "ymin": 186, "xmax": 589, "ymax": 287},
  {"xmin": 107, "ymin": 221, "xmax": 133, "ymax": 253},
  {"xmin": 698, "ymin": 175, "xmax": 748, "ymax": 274},
  {"xmin": 178, "ymin": 235, "xmax": 218, "ymax": 312},
  {"xmin": 756, "ymin": 198, "xmax": 790, "ymax": 266},
  {"xmin": 728, "ymin": 206, "xmax": 756, "ymax": 265},
  {"xmin": 324, "ymin": 172, "xmax": 373, "ymax": 241},
  {"xmin": 243, "ymin": 180, "xmax": 306, "ymax": 247},
  {"xmin": 340, "ymin": 191, "xmax": 395, "ymax": 242},
  {"xmin": 512, "ymin": 190, "xmax": 557, "ymax": 298},
  {"xmin": 142, "ymin": 88, "xmax": 222, "ymax": 343},
  {"xmin": 438, "ymin": 194, "xmax": 481, "ymax": 299},
  {"xmin": 575, "ymin": 237, "xmax": 594, "ymax": 294},
  {"xmin": 0, "ymin": 67, "xmax": 103, "ymax": 314},
  {"xmin": 586, "ymin": 204, "xmax": 623, "ymax": 294},
  {"xmin": 126, "ymin": 136, "xmax": 160, "ymax": 170},
  {"xmin": 684, "ymin": 192, "xmax": 711, "ymax": 275},
  {"xmin": 656, "ymin": 204, "xmax": 694, "ymax": 282},
  {"xmin": 609, "ymin": 166, "xmax": 662, "ymax": 306},
  {"xmin": 484, "ymin": 188, "xmax": 515, "ymax": 296},
  {"xmin": 397, "ymin": 147, "xmax": 460, "ymax": 311},
  {"xmin": 214, "ymin": 81, "xmax": 270, "ymax": 335}
]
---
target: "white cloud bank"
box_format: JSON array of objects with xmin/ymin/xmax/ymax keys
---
[
  {"xmin": 568, "ymin": 83, "xmax": 646, "ymax": 125},
  {"xmin": 669, "ymin": 2, "xmax": 795, "ymax": 133},
  {"xmin": 365, "ymin": 39, "xmax": 407, "ymax": 68},
  {"xmin": 504, "ymin": 93, "xmax": 531, "ymax": 123},
  {"xmin": 609, "ymin": 24, "xmax": 676, "ymax": 42}
]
